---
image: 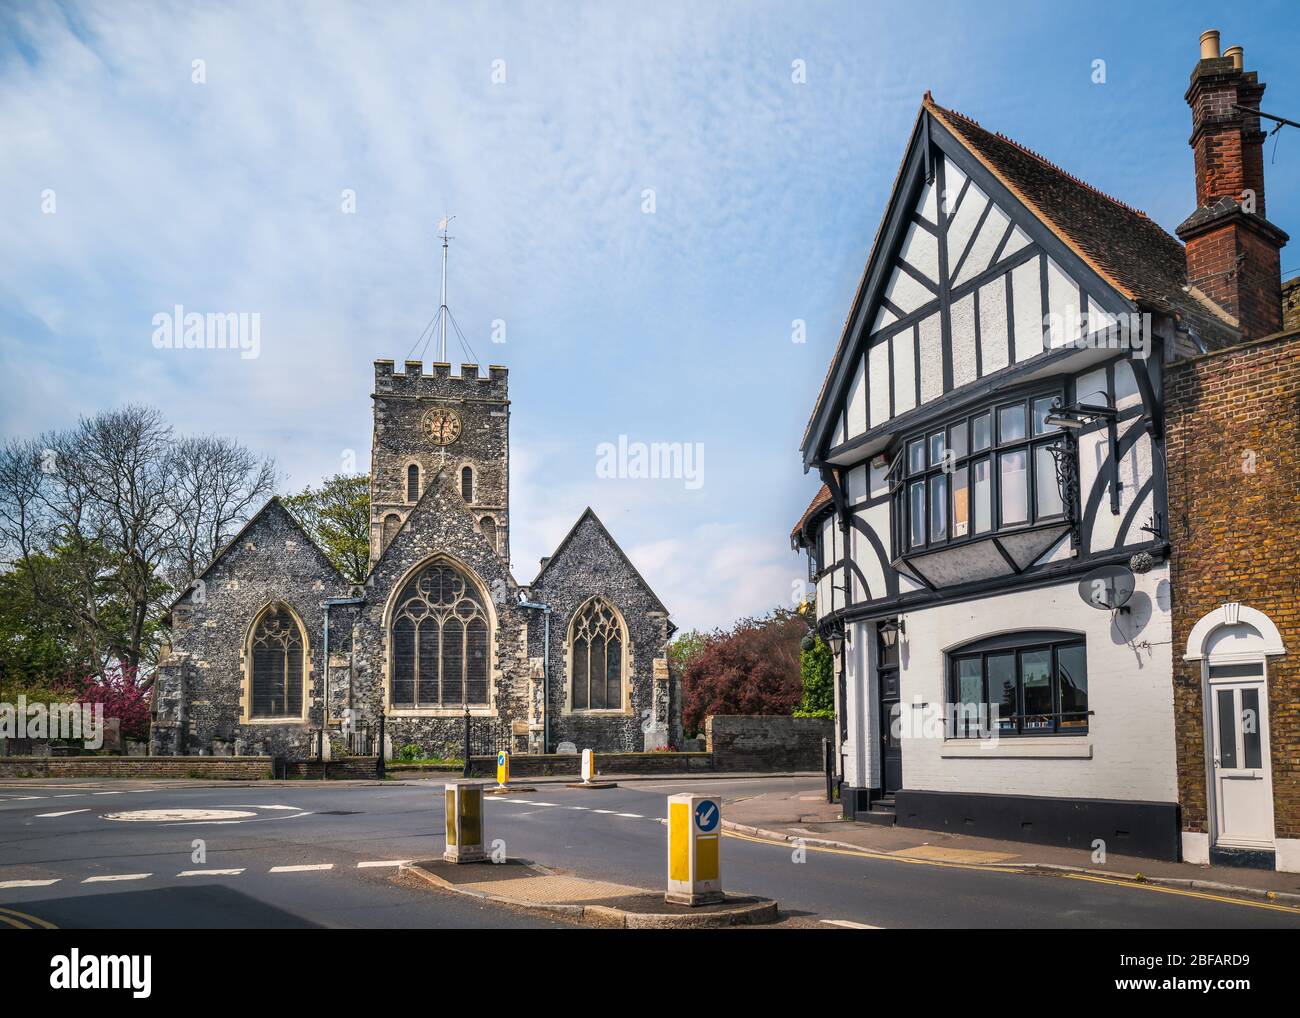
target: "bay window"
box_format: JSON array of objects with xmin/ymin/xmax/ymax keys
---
[
  {"xmin": 891, "ymin": 390, "xmax": 1067, "ymax": 554},
  {"xmin": 948, "ymin": 632, "xmax": 1088, "ymax": 737}
]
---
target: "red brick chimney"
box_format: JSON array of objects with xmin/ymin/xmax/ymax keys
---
[{"xmin": 1176, "ymin": 29, "xmax": 1288, "ymax": 341}]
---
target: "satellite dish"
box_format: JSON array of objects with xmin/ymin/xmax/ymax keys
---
[{"xmin": 1078, "ymin": 564, "xmax": 1135, "ymax": 611}]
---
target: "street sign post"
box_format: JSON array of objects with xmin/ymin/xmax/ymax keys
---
[
  {"xmin": 581, "ymin": 748, "xmax": 595, "ymax": 784},
  {"xmin": 496, "ymin": 751, "xmax": 510, "ymax": 788},
  {"xmin": 665, "ymin": 792, "xmax": 723, "ymax": 905},
  {"xmin": 443, "ymin": 782, "xmax": 486, "ymax": 863}
]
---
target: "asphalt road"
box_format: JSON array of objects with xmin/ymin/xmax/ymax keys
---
[{"xmin": 2, "ymin": 776, "xmax": 1298, "ymax": 930}]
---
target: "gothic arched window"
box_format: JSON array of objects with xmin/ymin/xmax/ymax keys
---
[
  {"xmin": 406, "ymin": 464, "xmax": 420, "ymax": 503},
  {"xmin": 249, "ymin": 604, "xmax": 305, "ymax": 719},
  {"xmin": 480, "ymin": 516, "xmax": 497, "ymax": 552},
  {"xmin": 570, "ymin": 598, "xmax": 625, "ymax": 711},
  {"xmin": 461, "ymin": 466, "xmax": 474, "ymax": 502},
  {"xmin": 390, "ymin": 560, "xmax": 490, "ymax": 707}
]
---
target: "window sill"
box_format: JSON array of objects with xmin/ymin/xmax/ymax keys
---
[
  {"xmin": 240, "ymin": 717, "xmax": 309, "ymax": 726},
  {"xmin": 940, "ymin": 738, "xmax": 1093, "ymax": 760},
  {"xmin": 563, "ymin": 708, "xmax": 631, "ymax": 717},
  {"xmin": 387, "ymin": 707, "xmax": 495, "ymax": 718}
]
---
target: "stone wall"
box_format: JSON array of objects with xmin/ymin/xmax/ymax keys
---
[
  {"xmin": 1166, "ymin": 331, "xmax": 1300, "ymax": 847},
  {"xmin": 464, "ymin": 751, "xmax": 712, "ymax": 778},
  {"xmin": 706, "ymin": 715, "xmax": 833, "ymax": 772},
  {"xmin": 0, "ymin": 756, "xmax": 273, "ymax": 780}
]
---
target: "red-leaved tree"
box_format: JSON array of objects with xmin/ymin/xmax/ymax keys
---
[
  {"xmin": 681, "ymin": 609, "xmax": 806, "ymax": 735},
  {"xmin": 75, "ymin": 664, "xmax": 153, "ymax": 741}
]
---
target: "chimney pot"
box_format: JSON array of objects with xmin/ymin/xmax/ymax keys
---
[
  {"xmin": 1223, "ymin": 45, "xmax": 1243, "ymax": 70},
  {"xmin": 1199, "ymin": 29, "xmax": 1221, "ymax": 60}
]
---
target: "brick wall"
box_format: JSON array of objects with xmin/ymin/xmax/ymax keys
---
[
  {"xmin": 0, "ymin": 756, "xmax": 274, "ymax": 780},
  {"xmin": 1166, "ymin": 332, "xmax": 1300, "ymax": 839},
  {"xmin": 706, "ymin": 715, "xmax": 833, "ymax": 772}
]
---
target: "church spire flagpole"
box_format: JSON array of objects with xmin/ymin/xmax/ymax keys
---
[{"xmin": 437, "ymin": 215, "xmax": 455, "ymax": 363}]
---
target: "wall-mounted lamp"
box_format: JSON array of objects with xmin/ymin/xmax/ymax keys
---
[
  {"xmin": 879, "ymin": 618, "xmax": 905, "ymax": 648},
  {"xmin": 1044, "ymin": 400, "xmax": 1117, "ymax": 430}
]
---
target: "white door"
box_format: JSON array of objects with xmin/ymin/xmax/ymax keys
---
[{"xmin": 1208, "ymin": 668, "xmax": 1274, "ymax": 851}]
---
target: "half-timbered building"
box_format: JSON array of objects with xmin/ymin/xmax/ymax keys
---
[{"xmin": 793, "ymin": 30, "xmax": 1291, "ymax": 864}]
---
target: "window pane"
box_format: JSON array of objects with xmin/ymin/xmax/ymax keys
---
[
  {"xmin": 1021, "ymin": 649, "xmax": 1053, "ymax": 731},
  {"xmin": 948, "ymin": 422, "xmax": 968, "ymax": 460},
  {"xmin": 1057, "ymin": 644, "xmax": 1087, "ymax": 729},
  {"xmin": 951, "ymin": 465, "xmax": 969, "ymax": 538},
  {"xmin": 929, "ymin": 431, "xmax": 946, "ymax": 468},
  {"xmin": 988, "ymin": 653, "xmax": 1017, "ymax": 732},
  {"xmin": 606, "ymin": 637, "xmax": 622, "ymax": 709},
  {"xmin": 929, "ymin": 474, "xmax": 948, "ymax": 542},
  {"xmin": 1035, "ymin": 444, "xmax": 1064, "ymax": 518},
  {"xmin": 441, "ymin": 618, "xmax": 464, "ymax": 704},
  {"xmin": 1241, "ymin": 688, "xmax": 1261, "ymax": 769},
  {"xmin": 999, "ymin": 404, "xmax": 1026, "ymax": 443},
  {"xmin": 407, "ymin": 464, "xmax": 419, "ymax": 502},
  {"xmin": 973, "ymin": 458, "xmax": 992, "ymax": 534},
  {"xmin": 573, "ymin": 638, "xmax": 589, "ymax": 710},
  {"xmin": 461, "ymin": 466, "xmax": 473, "ymax": 501},
  {"xmin": 999, "ymin": 450, "xmax": 1028, "ymax": 525},
  {"xmin": 590, "ymin": 635, "xmax": 607, "ymax": 709},
  {"xmin": 392, "ymin": 617, "xmax": 415, "ymax": 706},
  {"xmin": 954, "ymin": 657, "xmax": 983, "ymax": 738},
  {"xmin": 1217, "ymin": 689, "xmax": 1238, "ymax": 768},
  {"xmin": 466, "ymin": 618, "xmax": 489, "ymax": 705},
  {"xmin": 909, "ymin": 481, "xmax": 925, "ymax": 548},
  {"xmin": 972, "ymin": 412, "xmax": 992, "ymax": 451},
  {"xmin": 1032, "ymin": 397, "xmax": 1058, "ymax": 436},
  {"xmin": 908, "ymin": 439, "xmax": 926, "ymax": 475},
  {"xmin": 417, "ymin": 621, "xmax": 440, "ymax": 705}
]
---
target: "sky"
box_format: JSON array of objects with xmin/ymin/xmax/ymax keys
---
[{"xmin": 2, "ymin": 1, "xmax": 1298, "ymax": 633}]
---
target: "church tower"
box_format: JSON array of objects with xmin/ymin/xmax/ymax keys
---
[{"xmin": 369, "ymin": 359, "xmax": 510, "ymax": 566}]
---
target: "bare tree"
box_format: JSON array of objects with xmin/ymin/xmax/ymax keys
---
[{"xmin": 0, "ymin": 406, "xmax": 276, "ymax": 680}]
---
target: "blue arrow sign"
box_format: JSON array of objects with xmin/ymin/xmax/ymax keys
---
[
  {"xmin": 497, "ymin": 752, "xmax": 506, "ymax": 766},
  {"xmin": 694, "ymin": 800, "xmax": 719, "ymax": 833}
]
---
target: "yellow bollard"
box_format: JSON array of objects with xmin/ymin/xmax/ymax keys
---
[
  {"xmin": 496, "ymin": 750, "xmax": 510, "ymax": 789},
  {"xmin": 665, "ymin": 793, "xmax": 723, "ymax": 905},
  {"xmin": 443, "ymin": 782, "xmax": 486, "ymax": 863}
]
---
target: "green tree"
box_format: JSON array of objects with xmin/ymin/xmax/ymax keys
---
[
  {"xmin": 793, "ymin": 634, "xmax": 835, "ymax": 719},
  {"xmin": 281, "ymin": 474, "xmax": 371, "ymax": 582},
  {"xmin": 667, "ymin": 628, "xmax": 706, "ymax": 678}
]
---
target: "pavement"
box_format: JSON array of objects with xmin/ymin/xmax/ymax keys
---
[
  {"xmin": 721, "ymin": 785, "xmax": 1300, "ymax": 901},
  {"xmin": 3, "ymin": 774, "xmax": 1299, "ymax": 929}
]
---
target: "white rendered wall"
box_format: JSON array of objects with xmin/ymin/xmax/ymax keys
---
[{"xmin": 895, "ymin": 566, "xmax": 1177, "ymax": 803}]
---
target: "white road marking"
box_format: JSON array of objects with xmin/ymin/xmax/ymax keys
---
[
  {"xmin": 567, "ymin": 806, "xmax": 590, "ymax": 810},
  {"xmin": 269, "ymin": 864, "xmax": 334, "ymax": 873},
  {"xmin": 83, "ymin": 873, "xmax": 151, "ymax": 883},
  {"xmin": 531, "ymin": 801, "xmax": 558, "ymax": 806},
  {"xmin": 92, "ymin": 791, "xmax": 124, "ymax": 795},
  {"xmin": 53, "ymin": 794, "xmax": 82, "ymax": 798},
  {"xmin": 0, "ymin": 879, "xmax": 61, "ymax": 888},
  {"xmin": 12, "ymin": 796, "xmax": 45, "ymax": 801},
  {"xmin": 177, "ymin": 868, "xmax": 244, "ymax": 877},
  {"xmin": 615, "ymin": 812, "xmax": 643, "ymax": 818},
  {"xmin": 592, "ymin": 809, "xmax": 617, "ymax": 814},
  {"xmin": 356, "ymin": 860, "xmax": 410, "ymax": 868},
  {"xmin": 104, "ymin": 808, "xmax": 257, "ymax": 823},
  {"xmin": 35, "ymin": 809, "xmax": 90, "ymax": 818},
  {"xmin": 820, "ymin": 919, "xmax": 882, "ymax": 929}
]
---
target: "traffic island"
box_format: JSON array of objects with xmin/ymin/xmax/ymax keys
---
[{"xmin": 400, "ymin": 859, "xmax": 779, "ymax": 928}]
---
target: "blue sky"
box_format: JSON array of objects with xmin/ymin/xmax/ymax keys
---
[{"xmin": 2, "ymin": 1, "xmax": 1298, "ymax": 632}]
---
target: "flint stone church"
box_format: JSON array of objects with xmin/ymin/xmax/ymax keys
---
[{"xmin": 150, "ymin": 359, "xmax": 680, "ymax": 761}]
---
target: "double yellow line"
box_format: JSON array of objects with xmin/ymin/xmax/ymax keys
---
[
  {"xmin": 0, "ymin": 905, "xmax": 58, "ymax": 929},
  {"xmin": 724, "ymin": 828, "xmax": 1300, "ymax": 915}
]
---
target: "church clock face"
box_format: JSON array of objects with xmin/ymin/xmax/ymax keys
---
[{"xmin": 422, "ymin": 407, "xmax": 462, "ymax": 447}]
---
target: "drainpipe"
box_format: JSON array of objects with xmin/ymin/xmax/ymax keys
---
[
  {"xmin": 321, "ymin": 597, "xmax": 366, "ymax": 759},
  {"xmin": 518, "ymin": 596, "xmax": 551, "ymax": 754}
]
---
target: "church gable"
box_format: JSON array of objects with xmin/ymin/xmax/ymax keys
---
[{"xmin": 532, "ymin": 508, "xmax": 668, "ymax": 617}]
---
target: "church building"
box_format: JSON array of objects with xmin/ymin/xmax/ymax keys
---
[{"xmin": 151, "ymin": 358, "xmax": 679, "ymax": 761}]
